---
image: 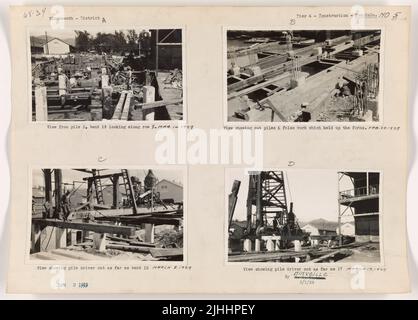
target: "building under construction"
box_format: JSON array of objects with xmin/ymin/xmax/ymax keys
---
[
  {"xmin": 227, "ymin": 30, "xmax": 380, "ymax": 122},
  {"xmin": 30, "ymin": 169, "xmax": 184, "ymax": 261},
  {"xmin": 31, "ymin": 29, "xmax": 183, "ymax": 121},
  {"xmin": 338, "ymin": 172, "xmax": 380, "ymax": 243},
  {"xmin": 227, "ymin": 170, "xmax": 380, "ymax": 263}
]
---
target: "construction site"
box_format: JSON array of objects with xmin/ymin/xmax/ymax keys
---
[
  {"xmin": 227, "ymin": 30, "xmax": 381, "ymax": 122},
  {"xmin": 30, "ymin": 169, "xmax": 184, "ymax": 261},
  {"xmin": 227, "ymin": 170, "xmax": 380, "ymax": 263},
  {"xmin": 31, "ymin": 29, "xmax": 183, "ymax": 121}
]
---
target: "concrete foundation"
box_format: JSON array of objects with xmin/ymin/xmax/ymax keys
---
[
  {"xmin": 40, "ymin": 226, "xmax": 67, "ymax": 252},
  {"xmin": 93, "ymin": 233, "xmax": 107, "ymax": 252}
]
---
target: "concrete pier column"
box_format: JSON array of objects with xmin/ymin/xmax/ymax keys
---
[
  {"xmin": 70, "ymin": 229, "xmax": 78, "ymax": 245},
  {"xmin": 143, "ymin": 86, "xmax": 155, "ymax": 120},
  {"xmin": 40, "ymin": 226, "xmax": 56, "ymax": 252},
  {"xmin": 294, "ymin": 240, "xmax": 302, "ymax": 252},
  {"xmin": 101, "ymin": 75, "xmax": 109, "ymax": 88},
  {"xmin": 243, "ymin": 239, "xmax": 252, "ymax": 252},
  {"xmin": 58, "ymin": 74, "xmax": 66, "ymax": 96},
  {"xmin": 55, "ymin": 228, "xmax": 67, "ymax": 249},
  {"xmin": 35, "ymin": 86, "xmax": 48, "ymax": 121},
  {"xmin": 144, "ymin": 223, "xmax": 155, "ymax": 243},
  {"xmin": 274, "ymin": 238, "xmax": 281, "ymax": 251},
  {"xmin": 93, "ymin": 233, "xmax": 107, "ymax": 252},
  {"xmin": 255, "ymin": 239, "xmax": 261, "ymax": 252},
  {"xmin": 266, "ymin": 238, "xmax": 275, "ymax": 251},
  {"xmin": 31, "ymin": 224, "xmax": 42, "ymax": 253}
]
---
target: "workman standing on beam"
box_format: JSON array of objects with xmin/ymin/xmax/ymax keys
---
[
  {"xmin": 61, "ymin": 190, "xmax": 71, "ymax": 221},
  {"xmin": 297, "ymin": 102, "xmax": 311, "ymax": 122}
]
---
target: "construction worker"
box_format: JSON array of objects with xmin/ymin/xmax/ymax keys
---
[
  {"xmin": 297, "ymin": 102, "xmax": 311, "ymax": 122},
  {"xmin": 126, "ymin": 66, "xmax": 132, "ymax": 90},
  {"xmin": 61, "ymin": 190, "xmax": 71, "ymax": 221}
]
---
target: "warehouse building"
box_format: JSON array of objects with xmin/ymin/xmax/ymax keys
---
[{"xmin": 155, "ymin": 179, "xmax": 183, "ymax": 203}]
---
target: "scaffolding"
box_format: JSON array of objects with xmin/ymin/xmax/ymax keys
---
[
  {"xmin": 337, "ymin": 172, "xmax": 380, "ymax": 245},
  {"xmin": 245, "ymin": 171, "xmax": 302, "ymax": 239}
]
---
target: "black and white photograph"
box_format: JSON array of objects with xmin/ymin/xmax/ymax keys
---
[
  {"xmin": 226, "ymin": 29, "xmax": 381, "ymax": 122},
  {"xmin": 30, "ymin": 168, "xmax": 184, "ymax": 261},
  {"xmin": 227, "ymin": 170, "xmax": 381, "ymax": 263},
  {"xmin": 30, "ymin": 28, "xmax": 183, "ymax": 121}
]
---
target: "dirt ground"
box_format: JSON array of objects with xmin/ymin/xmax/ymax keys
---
[{"xmin": 340, "ymin": 242, "xmax": 381, "ymax": 263}]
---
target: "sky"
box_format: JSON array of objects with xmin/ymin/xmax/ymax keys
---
[
  {"xmin": 226, "ymin": 169, "xmax": 355, "ymax": 223},
  {"xmin": 32, "ymin": 168, "xmax": 183, "ymax": 190}
]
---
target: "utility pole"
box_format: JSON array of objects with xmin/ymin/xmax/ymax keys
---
[
  {"xmin": 44, "ymin": 31, "xmax": 49, "ymax": 54},
  {"xmin": 155, "ymin": 29, "xmax": 159, "ymax": 77}
]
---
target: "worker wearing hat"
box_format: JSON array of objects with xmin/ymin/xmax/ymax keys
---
[{"xmin": 299, "ymin": 102, "xmax": 311, "ymax": 122}]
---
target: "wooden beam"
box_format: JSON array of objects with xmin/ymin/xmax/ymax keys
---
[
  {"xmin": 149, "ymin": 248, "xmax": 183, "ymax": 259},
  {"xmin": 120, "ymin": 91, "xmax": 132, "ymax": 120},
  {"xmin": 82, "ymin": 173, "xmax": 123, "ymax": 181},
  {"xmin": 136, "ymin": 98, "xmax": 183, "ymax": 110},
  {"xmin": 95, "ymin": 215, "xmax": 182, "ymax": 226},
  {"xmin": 32, "ymin": 218, "xmax": 136, "ymax": 236},
  {"xmin": 352, "ymin": 212, "xmax": 379, "ymax": 217},
  {"xmin": 309, "ymin": 249, "xmax": 352, "ymax": 263},
  {"xmin": 228, "ymin": 250, "xmax": 309, "ymax": 262},
  {"xmin": 227, "ymin": 72, "xmax": 290, "ymax": 100},
  {"xmin": 106, "ymin": 235, "xmax": 156, "ymax": 247},
  {"xmin": 106, "ymin": 244, "xmax": 151, "ymax": 253},
  {"xmin": 112, "ymin": 91, "xmax": 127, "ymax": 120}
]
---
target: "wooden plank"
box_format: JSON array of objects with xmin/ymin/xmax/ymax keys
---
[
  {"xmin": 32, "ymin": 218, "xmax": 136, "ymax": 236},
  {"xmin": 51, "ymin": 249, "xmax": 107, "ymax": 260},
  {"xmin": 137, "ymin": 98, "xmax": 183, "ymax": 110},
  {"xmin": 228, "ymin": 54, "xmax": 319, "ymax": 94},
  {"xmin": 82, "ymin": 172, "xmax": 123, "ymax": 181},
  {"xmin": 228, "ymin": 250, "xmax": 309, "ymax": 262},
  {"xmin": 96, "ymin": 215, "xmax": 182, "ymax": 226},
  {"xmin": 106, "ymin": 244, "xmax": 151, "ymax": 254},
  {"xmin": 111, "ymin": 91, "xmax": 127, "ymax": 120},
  {"xmin": 106, "ymin": 235, "xmax": 156, "ymax": 247},
  {"xmin": 309, "ymin": 249, "xmax": 352, "ymax": 263},
  {"xmin": 227, "ymin": 72, "xmax": 290, "ymax": 100},
  {"xmin": 120, "ymin": 91, "xmax": 132, "ymax": 120},
  {"xmin": 149, "ymin": 247, "xmax": 183, "ymax": 259}
]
